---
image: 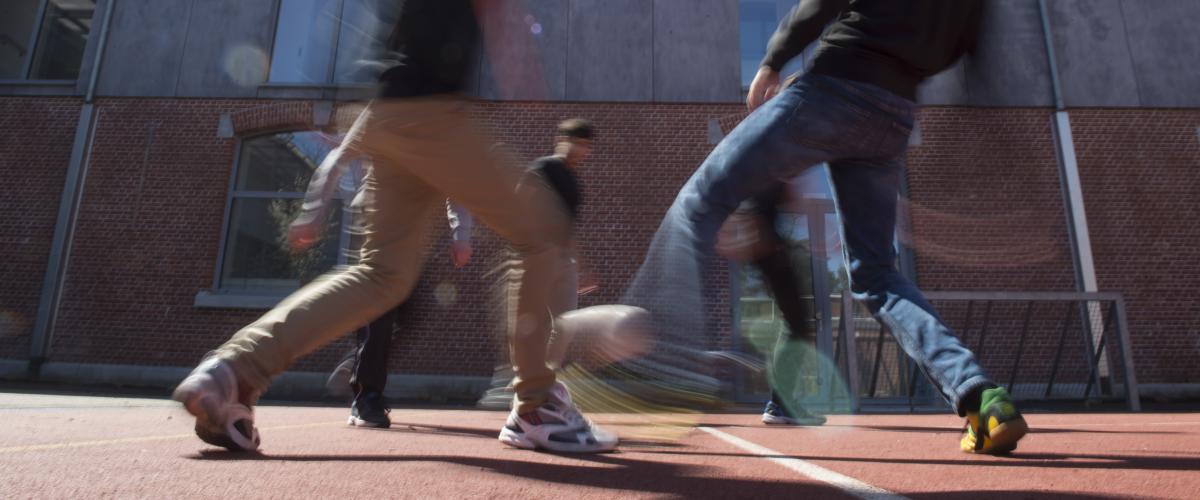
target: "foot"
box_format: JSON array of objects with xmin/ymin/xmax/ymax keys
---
[
  {"xmin": 172, "ymin": 357, "xmax": 261, "ymax": 451},
  {"xmin": 761, "ymin": 401, "xmax": 826, "ymax": 426},
  {"xmin": 348, "ymin": 391, "xmax": 391, "ymax": 428},
  {"xmin": 498, "ymin": 382, "xmax": 618, "ymax": 453},
  {"xmin": 960, "ymin": 386, "xmax": 1029, "ymax": 454}
]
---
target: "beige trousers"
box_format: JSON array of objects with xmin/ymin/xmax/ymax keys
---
[{"xmin": 215, "ymin": 98, "xmax": 571, "ymax": 414}]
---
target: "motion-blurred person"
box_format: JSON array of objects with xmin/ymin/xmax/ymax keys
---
[
  {"xmin": 626, "ymin": 0, "xmax": 1027, "ymax": 454},
  {"xmin": 173, "ymin": 0, "xmax": 619, "ymax": 454},
  {"xmin": 478, "ymin": 119, "xmax": 599, "ymax": 409},
  {"xmin": 717, "ymin": 184, "xmax": 826, "ymax": 426}
]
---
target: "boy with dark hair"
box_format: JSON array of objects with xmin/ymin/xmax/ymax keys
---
[{"xmin": 480, "ymin": 119, "xmax": 598, "ymax": 408}]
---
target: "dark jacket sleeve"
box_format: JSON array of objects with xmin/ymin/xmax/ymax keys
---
[
  {"xmin": 960, "ymin": 2, "xmax": 984, "ymax": 55},
  {"xmin": 760, "ymin": 0, "xmax": 850, "ymax": 71}
]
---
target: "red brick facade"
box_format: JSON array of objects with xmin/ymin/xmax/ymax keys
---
[
  {"xmin": 0, "ymin": 98, "xmax": 81, "ymax": 360},
  {"xmin": 1, "ymin": 97, "xmax": 1197, "ymax": 386}
]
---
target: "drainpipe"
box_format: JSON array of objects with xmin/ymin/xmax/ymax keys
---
[
  {"xmin": 1037, "ymin": 0, "xmax": 1109, "ymax": 383},
  {"xmin": 28, "ymin": 0, "xmax": 117, "ymax": 377}
]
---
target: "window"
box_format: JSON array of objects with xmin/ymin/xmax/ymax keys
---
[
  {"xmin": 0, "ymin": 0, "xmax": 95, "ymax": 80},
  {"xmin": 267, "ymin": 0, "xmax": 390, "ymax": 85},
  {"xmin": 738, "ymin": 0, "xmax": 811, "ymax": 89},
  {"xmin": 216, "ymin": 132, "xmax": 354, "ymax": 293}
]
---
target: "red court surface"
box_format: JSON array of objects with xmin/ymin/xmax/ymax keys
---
[{"xmin": 2, "ymin": 391, "xmax": 1198, "ymax": 499}]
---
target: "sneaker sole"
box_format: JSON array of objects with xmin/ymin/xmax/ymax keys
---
[
  {"xmin": 173, "ymin": 379, "xmax": 260, "ymax": 452},
  {"xmin": 985, "ymin": 417, "xmax": 1029, "ymax": 454},
  {"xmin": 347, "ymin": 415, "xmax": 391, "ymax": 428},
  {"xmin": 762, "ymin": 413, "xmax": 826, "ymax": 426},
  {"xmin": 498, "ymin": 427, "xmax": 616, "ymax": 453},
  {"xmin": 498, "ymin": 426, "xmax": 538, "ymax": 450}
]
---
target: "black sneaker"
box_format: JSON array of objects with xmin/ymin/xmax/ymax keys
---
[
  {"xmin": 348, "ymin": 391, "xmax": 391, "ymax": 428},
  {"xmin": 761, "ymin": 401, "xmax": 826, "ymax": 426}
]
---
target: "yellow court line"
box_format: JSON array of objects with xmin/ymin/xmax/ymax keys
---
[{"xmin": 0, "ymin": 411, "xmax": 441, "ymax": 454}]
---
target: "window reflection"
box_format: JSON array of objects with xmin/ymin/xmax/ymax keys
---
[{"xmin": 220, "ymin": 132, "xmax": 346, "ymax": 292}]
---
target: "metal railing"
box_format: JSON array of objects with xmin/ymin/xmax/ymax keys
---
[{"xmin": 836, "ymin": 291, "xmax": 1140, "ymax": 412}]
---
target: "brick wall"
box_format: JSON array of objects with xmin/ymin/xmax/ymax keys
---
[
  {"xmin": 1071, "ymin": 109, "xmax": 1200, "ymax": 384},
  {"xmin": 2, "ymin": 96, "xmax": 1197, "ymax": 386},
  {"xmin": 0, "ymin": 97, "xmax": 81, "ymax": 359}
]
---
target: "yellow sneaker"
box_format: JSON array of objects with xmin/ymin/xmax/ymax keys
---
[{"xmin": 960, "ymin": 387, "xmax": 1028, "ymax": 454}]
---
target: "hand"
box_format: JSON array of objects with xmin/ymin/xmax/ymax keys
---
[
  {"xmin": 747, "ymin": 66, "xmax": 782, "ymax": 111},
  {"xmin": 287, "ymin": 219, "xmax": 321, "ymax": 253},
  {"xmin": 449, "ymin": 241, "xmax": 473, "ymax": 268}
]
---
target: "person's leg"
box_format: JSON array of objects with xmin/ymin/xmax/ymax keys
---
[
  {"xmin": 173, "ymin": 100, "xmax": 448, "ymax": 450},
  {"xmin": 737, "ymin": 185, "xmax": 823, "ymax": 424},
  {"xmin": 545, "ymin": 251, "xmax": 579, "ymax": 370},
  {"xmin": 347, "ymin": 304, "xmax": 401, "ymax": 428},
  {"xmin": 358, "ymin": 99, "xmax": 616, "ymax": 452},
  {"xmin": 358, "ymin": 99, "xmax": 570, "ymax": 416},
  {"xmin": 828, "ymin": 143, "xmax": 1026, "ymax": 452},
  {"xmin": 211, "ymin": 145, "xmax": 441, "ymax": 397},
  {"xmin": 351, "ymin": 304, "xmax": 401, "ymax": 395},
  {"xmin": 620, "ymin": 75, "xmax": 875, "ymax": 399},
  {"xmin": 828, "ymin": 155, "xmax": 994, "ymax": 415}
]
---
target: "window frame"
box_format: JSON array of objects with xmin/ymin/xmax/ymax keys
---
[
  {"xmin": 264, "ymin": 0, "xmax": 379, "ymax": 89},
  {"xmin": 207, "ymin": 132, "xmax": 355, "ymax": 298},
  {"xmin": 1, "ymin": 0, "xmax": 94, "ymax": 83}
]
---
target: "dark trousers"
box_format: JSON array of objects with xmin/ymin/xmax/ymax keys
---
[
  {"xmin": 349, "ymin": 302, "xmax": 409, "ymax": 395},
  {"xmin": 740, "ymin": 185, "xmax": 816, "ymax": 407}
]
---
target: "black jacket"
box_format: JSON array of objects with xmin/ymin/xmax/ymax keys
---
[{"xmin": 762, "ymin": 0, "xmax": 983, "ymax": 100}]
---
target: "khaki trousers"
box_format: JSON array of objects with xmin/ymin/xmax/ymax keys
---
[{"xmin": 215, "ymin": 98, "xmax": 571, "ymax": 413}]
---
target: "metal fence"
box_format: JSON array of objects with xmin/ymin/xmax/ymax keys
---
[{"xmin": 735, "ymin": 291, "xmax": 1141, "ymax": 413}]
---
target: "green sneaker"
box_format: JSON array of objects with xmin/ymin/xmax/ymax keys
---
[{"xmin": 960, "ymin": 387, "xmax": 1028, "ymax": 454}]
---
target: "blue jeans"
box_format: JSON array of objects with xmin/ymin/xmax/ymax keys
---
[{"xmin": 626, "ymin": 74, "xmax": 993, "ymax": 414}]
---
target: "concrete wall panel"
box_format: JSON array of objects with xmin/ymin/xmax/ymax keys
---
[
  {"xmin": 479, "ymin": 0, "xmax": 568, "ymax": 101},
  {"xmin": 565, "ymin": 0, "xmax": 653, "ymax": 101},
  {"xmin": 918, "ymin": 60, "xmax": 969, "ymax": 106},
  {"xmin": 1121, "ymin": 0, "xmax": 1200, "ymax": 108},
  {"xmin": 967, "ymin": 0, "xmax": 1054, "ymax": 107},
  {"xmin": 1048, "ymin": 0, "xmax": 1140, "ymax": 107},
  {"xmin": 96, "ymin": 0, "xmax": 192, "ymax": 97},
  {"xmin": 175, "ymin": 0, "xmax": 276, "ymax": 98},
  {"xmin": 653, "ymin": 0, "xmax": 740, "ymax": 102}
]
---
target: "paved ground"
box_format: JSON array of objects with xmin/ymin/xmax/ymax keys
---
[{"xmin": 1, "ymin": 390, "xmax": 1198, "ymax": 499}]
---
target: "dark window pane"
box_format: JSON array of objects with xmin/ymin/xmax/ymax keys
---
[
  {"xmin": 28, "ymin": 0, "xmax": 94, "ymax": 80},
  {"xmin": 219, "ymin": 197, "xmax": 343, "ymax": 291},
  {"xmin": 269, "ymin": 0, "xmax": 339, "ymax": 84},
  {"xmin": 0, "ymin": 0, "xmax": 42, "ymax": 79},
  {"xmin": 236, "ymin": 132, "xmax": 338, "ymax": 192}
]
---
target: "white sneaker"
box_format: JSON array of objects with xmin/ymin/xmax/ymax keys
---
[
  {"xmin": 761, "ymin": 401, "xmax": 827, "ymax": 426},
  {"xmin": 498, "ymin": 382, "xmax": 618, "ymax": 453},
  {"xmin": 172, "ymin": 357, "xmax": 261, "ymax": 451}
]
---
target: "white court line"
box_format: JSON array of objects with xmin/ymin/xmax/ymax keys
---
[{"xmin": 700, "ymin": 427, "xmax": 907, "ymax": 500}]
